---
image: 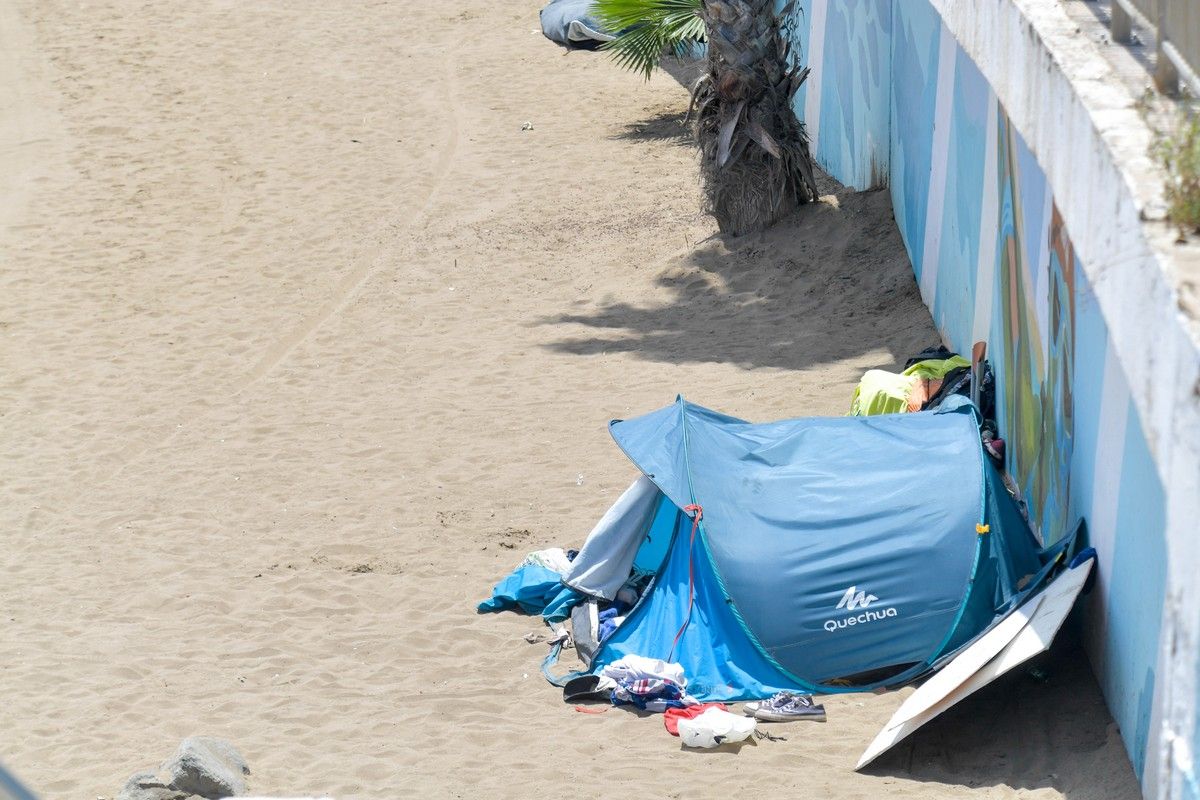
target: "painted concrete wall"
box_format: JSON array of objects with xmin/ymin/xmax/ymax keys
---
[
  {"xmin": 782, "ymin": 0, "xmax": 1200, "ymax": 795},
  {"xmin": 793, "ymin": 0, "xmax": 890, "ymax": 189}
]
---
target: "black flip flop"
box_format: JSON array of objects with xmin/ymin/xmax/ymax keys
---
[{"xmin": 563, "ymin": 675, "xmax": 611, "ymax": 703}]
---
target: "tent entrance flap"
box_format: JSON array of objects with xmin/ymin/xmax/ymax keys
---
[
  {"xmin": 563, "ymin": 476, "xmax": 661, "ymax": 600},
  {"xmin": 589, "ymin": 509, "xmax": 813, "ymax": 701}
]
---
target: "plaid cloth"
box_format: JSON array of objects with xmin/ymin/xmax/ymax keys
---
[{"xmin": 602, "ymin": 655, "xmax": 699, "ymax": 712}]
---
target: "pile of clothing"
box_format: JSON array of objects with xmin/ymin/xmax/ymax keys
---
[
  {"xmin": 594, "ymin": 568, "xmax": 651, "ymax": 641},
  {"xmin": 561, "ymin": 656, "xmax": 825, "ymax": 749},
  {"xmin": 849, "ymin": 345, "xmax": 985, "ymax": 416},
  {"xmin": 849, "ymin": 352, "xmax": 971, "ymax": 416},
  {"xmin": 849, "ymin": 344, "xmax": 1005, "ymax": 464},
  {"xmin": 602, "ymin": 655, "xmax": 698, "ymax": 712},
  {"xmin": 849, "ymin": 342, "xmax": 1036, "ymax": 527}
]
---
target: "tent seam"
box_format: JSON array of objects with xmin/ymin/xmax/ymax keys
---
[{"xmin": 921, "ymin": 408, "xmax": 991, "ymax": 665}]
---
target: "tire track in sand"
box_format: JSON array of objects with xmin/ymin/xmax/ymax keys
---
[{"xmin": 233, "ymin": 55, "xmax": 464, "ymax": 392}]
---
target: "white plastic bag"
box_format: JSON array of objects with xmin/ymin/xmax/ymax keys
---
[{"xmin": 677, "ymin": 707, "xmax": 757, "ymax": 748}]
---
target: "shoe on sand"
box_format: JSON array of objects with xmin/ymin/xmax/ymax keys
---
[{"xmin": 745, "ymin": 692, "xmax": 826, "ymax": 722}]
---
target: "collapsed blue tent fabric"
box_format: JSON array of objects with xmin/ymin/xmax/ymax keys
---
[
  {"xmin": 541, "ymin": 583, "xmax": 585, "ymax": 623},
  {"xmin": 478, "ymin": 564, "xmax": 562, "ymax": 615},
  {"xmin": 478, "ymin": 564, "xmax": 584, "ymax": 621},
  {"xmin": 572, "ymin": 394, "xmax": 1054, "ymax": 698}
]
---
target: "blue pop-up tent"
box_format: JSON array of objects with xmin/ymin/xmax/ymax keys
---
[{"xmin": 558, "ymin": 395, "xmax": 1069, "ymax": 701}]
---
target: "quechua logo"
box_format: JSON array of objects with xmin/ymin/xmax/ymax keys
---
[
  {"xmin": 825, "ymin": 585, "xmax": 897, "ymax": 632},
  {"xmin": 835, "ymin": 586, "xmax": 878, "ymax": 610}
]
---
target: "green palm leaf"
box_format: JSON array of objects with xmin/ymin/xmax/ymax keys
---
[{"xmin": 590, "ymin": 0, "xmax": 706, "ymax": 79}]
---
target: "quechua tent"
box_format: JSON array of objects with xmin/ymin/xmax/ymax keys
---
[{"xmin": 558, "ymin": 395, "xmax": 1070, "ymax": 700}]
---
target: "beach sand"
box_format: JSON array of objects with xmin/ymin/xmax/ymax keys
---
[{"xmin": 0, "ymin": 1, "xmax": 1142, "ymax": 798}]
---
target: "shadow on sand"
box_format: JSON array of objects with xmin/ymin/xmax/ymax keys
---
[
  {"xmin": 541, "ymin": 179, "xmax": 936, "ymax": 374},
  {"xmin": 610, "ymin": 109, "xmax": 693, "ymax": 146},
  {"xmin": 862, "ymin": 629, "xmax": 1142, "ymax": 800}
]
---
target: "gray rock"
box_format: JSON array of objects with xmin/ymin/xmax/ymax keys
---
[
  {"xmin": 162, "ymin": 737, "xmax": 250, "ymax": 799},
  {"xmin": 115, "ymin": 770, "xmax": 188, "ymax": 800}
]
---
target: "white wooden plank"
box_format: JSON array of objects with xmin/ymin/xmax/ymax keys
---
[
  {"xmin": 856, "ymin": 559, "xmax": 1093, "ymax": 770},
  {"xmin": 892, "ymin": 592, "xmax": 1044, "ymax": 727}
]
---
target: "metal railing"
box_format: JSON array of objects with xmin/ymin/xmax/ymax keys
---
[{"xmin": 1110, "ymin": 0, "xmax": 1200, "ymax": 96}]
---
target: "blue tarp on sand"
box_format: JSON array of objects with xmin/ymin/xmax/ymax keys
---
[{"xmin": 540, "ymin": 0, "xmax": 614, "ymax": 46}]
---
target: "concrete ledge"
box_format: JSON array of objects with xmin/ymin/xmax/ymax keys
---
[{"xmin": 923, "ymin": 2, "xmax": 1200, "ymax": 796}]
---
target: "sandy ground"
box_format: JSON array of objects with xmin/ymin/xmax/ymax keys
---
[{"xmin": 0, "ymin": 1, "xmax": 1143, "ymax": 798}]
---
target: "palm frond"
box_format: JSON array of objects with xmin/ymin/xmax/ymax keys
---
[{"xmin": 591, "ymin": 0, "xmax": 706, "ymax": 79}]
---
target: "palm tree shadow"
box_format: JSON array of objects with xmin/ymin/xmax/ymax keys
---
[
  {"xmin": 541, "ymin": 176, "xmax": 937, "ymax": 373},
  {"xmin": 611, "ymin": 109, "xmax": 693, "ymax": 145}
]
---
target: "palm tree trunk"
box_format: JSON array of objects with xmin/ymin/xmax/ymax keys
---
[{"xmin": 692, "ymin": 0, "xmax": 817, "ymax": 235}]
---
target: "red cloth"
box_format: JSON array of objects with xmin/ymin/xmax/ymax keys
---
[{"xmin": 663, "ymin": 702, "xmax": 728, "ymax": 736}]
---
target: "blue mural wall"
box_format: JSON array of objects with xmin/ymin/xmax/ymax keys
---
[
  {"xmin": 784, "ymin": 0, "xmax": 1170, "ymax": 785},
  {"xmin": 787, "ymin": 0, "xmax": 891, "ymax": 189}
]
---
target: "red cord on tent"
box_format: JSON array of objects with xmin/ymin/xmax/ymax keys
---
[{"xmin": 668, "ymin": 504, "xmax": 703, "ymax": 662}]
